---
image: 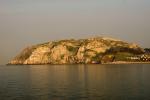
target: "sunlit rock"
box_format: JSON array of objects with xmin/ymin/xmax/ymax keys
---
[{"xmin": 8, "ymin": 37, "xmax": 145, "ymax": 64}]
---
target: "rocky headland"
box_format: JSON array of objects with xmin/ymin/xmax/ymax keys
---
[{"xmin": 8, "ymin": 37, "xmax": 150, "ymax": 65}]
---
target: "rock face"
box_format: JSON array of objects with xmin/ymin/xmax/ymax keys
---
[{"xmin": 9, "ymin": 37, "xmax": 144, "ymax": 64}]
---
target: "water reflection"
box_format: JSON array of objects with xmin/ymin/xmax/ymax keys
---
[{"xmin": 0, "ymin": 64, "xmax": 150, "ymax": 100}]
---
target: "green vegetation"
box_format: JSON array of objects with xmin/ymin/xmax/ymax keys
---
[
  {"xmin": 37, "ymin": 42, "xmax": 49, "ymax": 47},
  {"xmin": 66, "ymin": 46, "xmax": 79, "ymax": 54},
  {"xmin": 91, "ymin": 53, "xmax": 103, "ymax": 63},
  {"xmin": 60, "ymin": 54, "xmax": 65, "ymax": 59},
  {"xmin": 101, "ymin": 55, "xmax": 115, "ymax": 63},
  {"xmin": 91, "ymin": 56, "xmax": 100, "ymax": 62},
  {"xmin": 144, "ymin": 48, "xmax": 150, "ymax": 54},
  {"xmin": 79, "ymin": 39, "xmax": 89, "ymax": 46},
  {"xmin": 114, "ymin": 52, "xmax": 134, "ymax": 61}
]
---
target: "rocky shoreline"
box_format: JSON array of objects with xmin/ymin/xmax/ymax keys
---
[
  {"xmin": 7, "ymin": 62, "xmax": 150, "ymax": 65},
  {"xmin": 8, "ymin": 37, "xmax": 149, "ymax": 65}
]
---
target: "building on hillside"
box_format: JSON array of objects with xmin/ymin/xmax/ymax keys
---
[{"xmin": 140, "ymin": 54, "xmax": 150, "ymax": 62}]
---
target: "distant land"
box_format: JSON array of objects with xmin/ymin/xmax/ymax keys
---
[{"xmin": 8, "ymin": 37, "xmax": 150, "ymax": 65}]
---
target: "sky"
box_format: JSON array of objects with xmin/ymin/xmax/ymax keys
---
[{"xmin": 0, "ymin": 0, "xmax": 150, "ymax": 65}]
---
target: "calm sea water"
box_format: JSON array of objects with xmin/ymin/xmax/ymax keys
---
[{"xmin": 0, "ymin": 64, "xmax": 150, "ymax": 100}]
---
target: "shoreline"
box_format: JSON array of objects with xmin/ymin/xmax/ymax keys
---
[
  {"xmin": 7, "ymin": 61, "xmax": 150, "ymax": 65},
  {"xmin": 102, "ymin": 61, "xmax": 150, "ymax": 64}
]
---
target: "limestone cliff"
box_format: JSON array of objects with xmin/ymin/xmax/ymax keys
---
[{"xmin": 8, "ymin": 37, "xmax": 144, "ymax": 64}]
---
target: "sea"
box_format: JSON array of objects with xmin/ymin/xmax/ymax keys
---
[{"xmin": 0, "ymin": 64, "xmax": 150, "ymax": 100}]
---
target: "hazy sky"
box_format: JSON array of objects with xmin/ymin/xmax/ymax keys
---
[{"xmin": 0, "ymin": 0, "xmax": 150, "ymax": 64}]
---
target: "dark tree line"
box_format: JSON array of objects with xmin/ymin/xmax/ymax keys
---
[
  {"xmin": 105, "ymin": 46, "xmax": 144, "ymax": 55},
  {"xmin": 144, "ymin": 48, "xmax": 150, "ymax": 54}
]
